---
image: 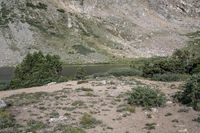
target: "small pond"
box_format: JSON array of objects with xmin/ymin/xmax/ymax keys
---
[{"xmin": 0, "ymin": 64, "xmax": 130, "ymax": 82}]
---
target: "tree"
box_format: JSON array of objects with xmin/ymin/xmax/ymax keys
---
[{"xmin": 9, "ymin": 51, "xmax": 62, "ymax": 89}]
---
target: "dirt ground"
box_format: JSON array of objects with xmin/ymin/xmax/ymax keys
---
[{"xmin": 1, "ymin": 76, "xmax": 200, "ymax": 133}]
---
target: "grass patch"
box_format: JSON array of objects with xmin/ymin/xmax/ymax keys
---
[
  {"xmin": 80, "ymin": 113, "xmax": 101, "ymax": 129},
  {"xmin": 71, "ymin": 100, "xmax": 85, "ymax": 107},
  {"xmin": 54, "ymin": 124, "xmax": 85, "ymax": 133},
  {"xmin": 72, "ymin": 45, "xmax": 94, "ymax": 55},
  {"xmin": 116, "ymin": 104, "xmax": 135, "ymax": 113},
  {"xmin": 4, "ymin": 92, "xmax": 48, "ymax": 106},
  {"xmin": 26, "ymin": 120, "xmax": 46, "ymax": 132},
  {"xmin": 49, "ymin": 111, "xmax": 59, "ymax": 118},
  {"xmin": 144, "ymin": 123, "xmax": 156, "ymax": 130}
]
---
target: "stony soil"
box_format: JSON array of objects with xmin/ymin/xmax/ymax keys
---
[{"xmin": 1, "ymin": 76, "xmax": 200, "ymax": 133}]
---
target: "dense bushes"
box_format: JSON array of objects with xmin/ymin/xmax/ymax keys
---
[
  {"xmin": 9, "ymin": 51, "xmax": 63, "ymax": 89},
  {"xmin": 128, "ymin": 86, "xmax": 166, "ymax": 108},
  {"xmin": 141, "ymin": 49, "xmax": 200, "ymax": 81},
  {"xmin": 174, "ymin": 74, "xmax": 200, "ymax": 111},
  {"xmin": 151, "ymin": 73, "xmax": 189, "ymax": 82}
]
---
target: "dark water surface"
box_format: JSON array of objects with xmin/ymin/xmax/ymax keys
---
[{"xmin": 0, "ymin": 64, "xmax": 129, "ymax": 82}]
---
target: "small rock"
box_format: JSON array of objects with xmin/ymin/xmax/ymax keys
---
[
  {"xmin": 151, "ymin": 108, "xmax": 158, "ymax": 113},
  {"xmin": 178, "ymin": 129, "xmax": 188, "ymax": 133},
  {"xmin": 49, "ymin": 116, "xmax": 68, "ymax": 123},
  {"xmin": 166, "ymin": 101, "xmax": 173, "ymax": 105},
  {"xmin": 0, "ymin": 100, "xmax": 7, "ymax": 108},
  {"xmin": 47, "ymin": 82, "xmax": 56, "ymax": 86},
  {"xmin": 101, "ymin": 80, "xmax": 106, "ymax": 85}
]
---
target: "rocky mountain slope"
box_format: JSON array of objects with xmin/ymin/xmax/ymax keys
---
[{"xmin": 0, "ymin": 0, "xmax": 199, "ymax": 66}]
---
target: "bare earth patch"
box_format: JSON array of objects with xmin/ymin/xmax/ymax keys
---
[{"xmin": 1, "ymin": 76, "xmax": 200, "ymax": 133}]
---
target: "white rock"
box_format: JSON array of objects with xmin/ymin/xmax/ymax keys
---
[
  {"xmin": 178, "ymin": 129, "xmax": 188, "ymax": 133},
  {"xmin": 49, "ymin": 116, "xmax": 68, "ymax": 123},
  {"xmin": 166, "ymin": 101, "xmax": 173, "ymax": 105},
  {"xmin": 47, "ymin": 82, "xmax": 57, "ymax": 86},
  {"xmin": 0, "ymin": 100, "xmax": 7, "ymax": 108},
  {"xmin": 151, "ymin": 108, "xmax": 158, "ymax": 113}
]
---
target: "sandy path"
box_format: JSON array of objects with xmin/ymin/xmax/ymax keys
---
[{"xmin": 0, "ymin": 81, "xmax": 78, "ymax": 99}]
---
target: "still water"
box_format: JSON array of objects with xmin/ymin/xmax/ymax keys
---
[{"xmin": 0, "ymin": 64, "xmax": 130, "ymax": 82}]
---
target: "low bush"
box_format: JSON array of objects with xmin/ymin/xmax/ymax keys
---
[
  {"xmin": 128, "ymin": 86, "xmax": 166, "ymax": 108},
  {"xmin": 151, "ymin": 73, "xmax": 189, "ymax": 82},
  {"xmin": 9, "ymin": 51, "xmax": 63, "ymax": 89},
  {"xmin": 75, "ymin": 67, "xmax": 87, "ymax": 80},
  {"xmin": 0, "ymin": 109, "xmax": 16, "ymax": 129},
  {"xmin": 0, "ymin": 81, "xmax": 9, "ymax": 91},
  {"xmin": 107, "ymin": 68, "xmax": 143, "ymax": 77},
  {"xmin": 26, "ymin": 2, "xmax": 47, "ymax": 10},
  {"xmin": 174, "ymin": 74, "xmax": 200, "ymax": 111}
]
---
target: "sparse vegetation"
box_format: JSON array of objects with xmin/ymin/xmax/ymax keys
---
[
  {"xmin": 9, "ymin": 51, "xmax": 63, "ymax": 89},
  {"xmin": 128, "ymin": 86, "xmax": 166, "ymax": 108},
  {"xmin": 80, "ymin": 113, "xmax": 101, "ymax": 128},
  {"xmin": 54, "ymin": 124, "xmax": 86, "ymax": 133},
  {"xmin": 144, "ymin": 123, "xmax": 156, "ymax": 130},
  {"xmin": 72, "ymin": 100, "xmax": 85, "ymax": 107},
  {"xmin": 4, "ymin": 92, "xmax": 48, "ymax": 106},
  {"xmin": 26, "ymin": 120, "xmax": 46, "ymax": 132}
]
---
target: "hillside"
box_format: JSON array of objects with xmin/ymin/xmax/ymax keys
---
[{"xmin": 0, "ymin": 0, "xmax": 200, "ymax": 66}]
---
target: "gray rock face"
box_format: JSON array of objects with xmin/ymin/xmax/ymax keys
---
[
  {"xmin": 0, "ymin": 100, "xmax": 7, "ymax": 108},
  {"xmin": 0, "ymin": 0, "xmax": 199, "ymax": 66}
]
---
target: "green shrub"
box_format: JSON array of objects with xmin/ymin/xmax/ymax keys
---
[
  {"xmin": 0, "ymin": 109, "xmax": 16, "ymax": 129},
  {"xmin": 0, "ymin": 81, "xmax": 9, "ymax": 91},
  {"xmin": 107, "ymin": 68, "xmax": 143, "ymax": 77},
  {"xmin": 26, "ymin": 2, "xmax": 47, "ymax": 10},
  {"xmin": 75, "ymin": 67, "xmax": 87, "ymax": 80},
  {"xmin": 174, "ymin": 74, "xmax": 200, "ymax": 111},
  {"xmin": 142, "ymin": 57, "xmax": 186, "ymax": 77},
  {"xmin": 151, "ymin": 73, "xmax": 189, "ymax": 82},
  {"xmin": 128, "ymin": 86, "xmax": 166, "ymax": 108},
  {"xmin": 9, "ymin": 51, "xmax": 62, "ymax": 89}
]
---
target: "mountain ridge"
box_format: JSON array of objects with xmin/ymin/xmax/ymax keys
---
[{"xmin": 0, "ymin": 0, "xmax": 199, "ymax": 66}]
